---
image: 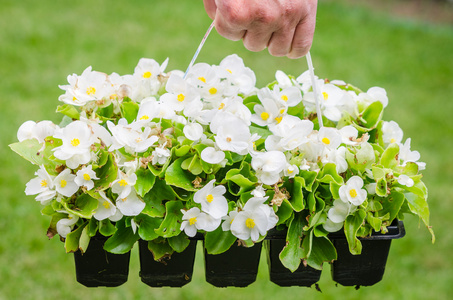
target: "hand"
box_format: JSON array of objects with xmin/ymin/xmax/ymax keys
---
[{"xmin": 203, "ymin": 0, "xmax": 318, "ymax": 59}]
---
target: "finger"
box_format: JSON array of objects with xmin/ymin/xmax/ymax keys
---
[
  {"xmin": 242, "ymin": 27, "xmax": 274, "ymax": 52},
  {"xmin": 203, "ymin": 0, "xmax": 217, "ymax": 20},
  {"xmin": 288, "ymin": 6, "xmax": 317, "ymax": 59},
  {"xmin": 215, "ymin": 12, "xmax": 247, "ymax": 41},
  {"xmin": 267, "ymin": 27, "xmax": 296, "ymax": 57}
]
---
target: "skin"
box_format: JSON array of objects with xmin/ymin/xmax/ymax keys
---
[{"xmin": 203, "ymin": 0, "xmax": 318, "ymax": 59}]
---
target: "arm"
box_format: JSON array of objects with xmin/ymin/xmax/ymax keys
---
[{"xmin": 203, "ymin": 0, "xmax": 318, "ymax": 59}]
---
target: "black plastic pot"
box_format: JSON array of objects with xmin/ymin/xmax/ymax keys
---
[
  {"xmin": 204, "ymin": 241, "xmax": 262, "ymax": 287},
  {"xmin": 73, "ymin": 234, "xmax": 130, "ymax": 287},
  {"xmin": 330, "ymin": 220, "xmax": 406, "ymax": 286},
  {"xmin": 138, "ymin": 239, "xmax": 197, "ymax": 287},
  {"xmin": 265, "ymin": 238, "xmax": 322, "ymax": 287}
]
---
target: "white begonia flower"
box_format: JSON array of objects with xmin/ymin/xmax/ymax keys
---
[
  {"xmin": 17, "ymin": 120, "xmax": 58, "ymax": 143},
  {"xmin": 324, "ymin": 146, "xmax": 348, "ymax": 174},
  {"xmin": 275, "ymin": 70, "xmax": 294, "ymax": 89},
  {"xmin": 399, "ymin": 138, "xmax": 425, "ymax": 170},
  {"xmin": 205, "ymin": 96, "xmax": 252, "ymax": 126},
  {"xmin": 266, "ymin": 115, "xmax": 313, "ymax": 151},
  {"xmin": 397, "ymin": 174, "xmax": 415, "ymax": 187},
  {"xmin": 94, "ymin": 191, "xmax": 117, "ymax": 221},
  {"xmin": 339, "ymin": 176, "xmax": 367, "ymax": 206},
  {"xmin": 365, "ymin": 183, "xmax": 377, "ymax": 195},
  {"xmin": 303, "ymin": 83, "xmax": 349, "ymax": 122},
  {"xmin": 230, "ymin": 197, "xmax": 277, "ymax": 241},
  {"xmin": 200, "ymin": 147, "xmax": 226, "ymax": 165},
  {"xmin": 79, "ymin": 114, "xmax": 113, "ymax": 147},
  {"xmin": 339, "ymin": 125, "xmax": 361, "ymax": 146},
  {"xmin": 275, "ymin": 86, "xmax": 302, "ymax": 107},
  {"xmin": 75, "ymin": 165, "xmax": 99, "ymax": 190},
  {"xmin": 111, "ymin": 171, "xmax": 137, "ymax": 199},
  {"xmin": 25, "ymin": 165, "xmax": 57, "ymax": 204},
  {"xmin": 318, "ymin": 127, "xmax": 342, "ymax": 150},
  {"xmin": 193, "ymin": 179, "xmax": 228, "ymax": 219},
  {"xmin": 222, "ymin": 208, "xmax": 239, "ymax": 231},
  {"xmin": 251, "ymin": 87, "xmax": 281, "ymax": 126},
  {"xmin": 132, "ymin": 58, "xmax": 167, "ymax": 99},
  {"xmin": 53, "ymin": 121, "xmax": 96, "ymax": 169},
  {"xmin": 116, "ymin": 190, "xmax": 145, "ymax": 216},
  {"xmin": 284, "ymin": 163, "xmax": 300, "ymax": 178},
  {"xmin": 323, "ymin": 219, "xmax": 344, "ymax": 233},
  {"xmin": 136, "ymin": 97, "xmax": 160, "ymax": 122},
  {"xmin": 296, "ymin": 70, "xmax": 324, "ymax": 94},
  {"xmin": 151, "ymin": 144, "xmax": 171, "ymax": 165},
  {"xmin": 180, "ymin": 207, "xmax": 221, "ymax": 237},
  {"xmin": 382, "ymin": 121, "xmax": 403, "ymax": 145},
  {"xmin": 357, "ymin": 86, "xmax": 388, "ymax": 108},
  {"xmin": 107, "ymin": 119, "xmax": 158, "ymax": 153},
  {"xmin": 212, "ymin": 113, "xmax": 251, "ymax": 155},
  {"xmin": 251, "ymin": 151, "xmax": 287, "ymax": 185},
  {"xmin": 251, "ymin": 185, "xmax": 266, "ymax": 198},
  {"xmin": 54, "ymin": 169, "xmax": 78, "ymax": 198},
  {"xmin": 216, "ymin": 54, "xmax": 256, "ymax": 95},
  {"xmin": 160, "ymin": 73, "xmax": 201, "ymax": 112},
  {"xmin": 183, "ymin": 122, "xmax": 204, "ymax": 141},
  {"xmin": 327, "ymin": 199, "xmax": 356, "ymax": 224},
  {"xmin": 56, "ymin": 215, "xmax": 79, "ymax": 238}
]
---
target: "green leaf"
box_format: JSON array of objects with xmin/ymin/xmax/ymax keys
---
[
  {"xmin": 135, "ymin": 214, "xmax": 162, "ymax": 241},
  {"xmin": 87, "ymin": 218, "xmax": 99, "ymax": 237},
  {"xmin": 205, "ymin": 226, "xmax": 237, "ymax": 254},
  {"xmin": 284, "ymin": 177, "xmax": 305, "ymax": 212},
  {"xmin": 168, "ymin": 234, "xmax": 191, "ymax": 253},
  {"xmin": 104, "ymin": 219, "xmax": 139, "ymax": 254},
  {"xmin": 381, "ymin": 143, "xmax": 400, "ymax": 169},
  {"xmin": 405, "ymin": 193, "xmax": 435, "ymax": 242},
  {"xmin": 317, "ymin": 163, "xmax": 343, "ymax": 185},
  {"xmin": 165, "ymin": 157, "xmax": 197, "ymax": 192},
  {"xmin": 378, "ymin": 190, "xmax": 405, "ymax": 222},
  {"xmin": 345, "ymin": 142, "xmax": 376, "ymax": 172},
  {"xmin": 135, "ymin": 168, "xmax": 156, "ymax": 197},
  {"xmin": 56, "ymin": 104, "xmax": 80, "ymax": 119},
  {"xmin": 65, "ymin": 223, "xmax": 87, "ymax": 253},
  {"xmin": 366, "ymin": 212, "xmax": 382, "ymax": 232},
  {"xmin": 276, "ymin": 199, "xmax": 294, "ymax": 226},
  {"xmin": 344, "ymin": 209, "xmax": 366, "ymax": 255},
  {"xmin": 146, "ymin": 238, "xmax": 174, "ymax": 261},
  {"xmin": 141, "ymin": 179, "xmax": 174, "ymax": 217},
  {"xmin": 99, "ymin": 219, "xmax": 117, "ymax": 236},
  {"xmin": 175, "ymin": 145, "xmax": 191, "ymax": 157},
  {"xmin": 287, "ymin": 101, "xmax": 305, "ymax": 119},
  {"xmin": 360, "ymin": 101, "xmax": 383, "ymax": 129},
  {"xmin": 279, "ymin": 213, "xmax": 306, "ymax": 272},
  {"xmin": 225, "ymin": 164, "xmax": 257, "ymax": 195},
  {"xmin": 93, "ymin": 153, "xmax": 118, "ymax": 191},
  {"xmin": 154, "ymin": 201, "xmax": 184, "ymax": 238},
  {"xmin": 9, "ymin": 138, "xmax": 62, "ymax": 167},
  {"xmin": 305, "ymin": 234, "xmax": 337, "ymax": 270},
  {"xmin": 376, "ymin": 177, "xmax": 388, "ymax": 197},
  {"xmin": 120, "ymin": 101, "xmax": 139, "ymax": 123},
  {"xmin": 62, "ymin": 193, "xmax": 98, "ymax": 218},
  {"xmin": 79, "ymin": 226, "xmax": 91, "ymax": 254},
  {"xmin": 299, "ymin": 171, "xmax": 318, "ymax": 192}
]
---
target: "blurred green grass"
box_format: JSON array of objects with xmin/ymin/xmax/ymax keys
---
[{"xmin": 1, "ymin": 0, "xmax": 452, "ymax": 299}]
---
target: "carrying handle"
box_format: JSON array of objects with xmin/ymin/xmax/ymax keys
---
[{"xmin": 183, "ymin": 21, "xmax": 324, "ymax": 128}]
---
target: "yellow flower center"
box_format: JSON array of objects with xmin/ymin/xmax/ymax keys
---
[
  {"xmin": 177, "ymin": 93, "xmax": 185, "ymax": 102},
  {"xmin": 143, "ymin": 71, "xmax": 152, "ymax": 78},
  {"xmin": 189, "ymin": 217, "xmax": 197, "ymax": 225},
  {"xmin": 218, "ymin": 103, "xmax": 225, "ymax": 110},
  {"xmin": 288, "ymin": 168, "xmax": 294, "ymax": 174},
  {"xmin": 226, "ymin": 69, "xmax": 232, "ymax": 74},
  {"xmin": 226, "ymin": 137, "xmax": 232, "ymax": 142},
  {"xmin": 121, "ymin": 197, "xmax": 127, "ymax": 202},
  {"xmin": 275, "ymin": 116, "xmax": 282, "ymax": 124},
  {"xmin": 209, "ymin": 87, "xmax": 217, "ymax": 95},
  {"xmin": 110, "ymin": 93, "xmax": 117, "ymax": 100},
  {"xmin": 245, "ymin": 218, "xmax": 255, "ymax": 229},
  {"xmin": 206, "ymin": 194, "xmax": 214, "ymax": 203},
  {"xmin": 260, "ymin": 112, "xmax": 270, "ymax": 120},
  {"xmin": 40, "ymin": 180, "xmax": 48, "ymax": 187},
  {"xmin": 103, "ymin": 201, "xmax": 110, "ymax": 209},
  {"xmin": 83, "ymin": 174, "xmax": 91, "ymax": 181},
  {"xmin": 322, "ymin": 137, "xmax": 331, "ymax": 145},
  {"xmin": 86, "ymin": 86, "xmax": 96, "ymax": 95},
  {"xmin": 71, "ymin": 138, "xmax": 80, "ymax": 147},
  {"xmin": 390, "ymin": 138, "xmax": 396, "ymax": 143},
  {"xmin": 279, "ymin": 108, "xmax": 285, "ymax": 114},
  {"xmin": 135, "ymin": 137, "xmax": 142, "ymax": 143},
  {"xmin": 119, "ymin": 179, "xmax": 128, "ymax": 187},
  {"xmin": 322, "ymin": 92, "xmax": 329, "ymax": 100},
  {"xmin": 198, "ymin": 76, "xmax": 206, "ymax": 83},
  {"xmin": 349, "ymin": 189, "xmax": 358, "ymax": 198},
  {"xmin": 140, "ymin": 115, "xmax": 149, "ymax": 120},
  {"xmin": 60, "ymin": 179, "xmax": 67, "ymax": 188},
  {"xmin": 72, "ymin": 96, "xmax": 77, "ymax": 102},
  {"xmin": 281, "ymin": 95, "xmax": 288, "ymax": 102}
]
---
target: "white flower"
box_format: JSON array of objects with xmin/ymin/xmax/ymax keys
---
[
  {"xmin": 180, "ymin": 207, "xmax": 221, "ymax": 237},
  {"xmin": 75, "ymin": 165, "xmax": 99, "ymax": 190},
  {"xmin": 318, "ymin": 127, "xmax": 342, "ymax": 150},
  {"xmin": 200, "ymin": 147, "xmax": 225, "ymax": 165},
  {"xmin": 116, "ymin": 190, "xmax": 145, "ymax": 216},
  {"xmin": 183, "ymin": 122, "xmax": 204, "ymax": 141},
  {"xmin": 266, "ymin": 116, "xmax": 313, "ymax": 151},
  {"xmin": 303, "ymin": 83, "xmax": 350, "ymax": 122},
  {"xmin": 160, "ymin": 73, "xmax": 201, "ymax": 112},
  {"xmin": 56, "ymin": 215, "xmax": 79, "ymax": 238},
  {"xmin": 357, "ymin": 86, "xmax": 388, "ymax": 108},
  {"xmin": 399, "ymin": 138, "xmax": 425, "ymax": 170},
  {"xmin": 17, "ymin": 120, "xmax": 58, "ymax": 143},
  {"xmin": 151, "ymin": 144, "xmax": 171, "ymax": 165},
  {"xmin": 193, "ymin": 179, "xmax": 228, "ymax": 219},
  {"xmin": 382, "ymin": 121, "xmax": 403, "ymax": 145},
  {"xmin": 275, "ymin": 86, "xmax": 302, "ymax": 107},
  {"xmin": 275, "ymin": 70, "xmax": 294, "ymax": 89},
  {"xmin": 284, "ymin": 163, "xmax": 300, "ymax": 178},
  {"xmin": 216, "ymin": 54, "xmax": 256, "ymax": 95},
  {"xmin": 25, "ymin": 165, "xmax": 57, "ymax": 204},
  {"xmin": 339, "ymin": 176, "xmax": 367, "ymax": 206},
  {"xmin": 93, "ymin": 191, "xmax": 117, "ymax": 221},
  {"xmin": 323, "ymin": 219, "xmax": 343, "ymax": 233},
  {"xmin": 111, "ymin": 171, "xmax": 137, "ymax": 199},
  {"xmin": 251, "ymin": 185, "xmax": 266, "ymax": 198},
  {"xmin": 327, "ymin": 199, "xmax": 356, "ymax": 223},
  {"xmin": 212, "ymin": 113, "xmax": 251, "ymax": 155},
  {"xmin": 397, "ymin": 174, "xmax": 414, "ymax": 187},
  {"xmin": 54, "ymin": 169, "xmax": 78, "ymax": 197},
  {"xmin": 53, "ymin": 121, "xmax": 96, "ymax": 169},
  {"xmin": 251, "ymin": 151, "xmax": 286, "ymax": 185},
  {"xmin": 222, "ymin": 208, "xmax": 239, "ymax": 231},
  {"xmin": 251, "ymin": 88, "xmax": 281, "ymax": 126}
]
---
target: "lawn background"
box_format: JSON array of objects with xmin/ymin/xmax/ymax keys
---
[{"xmin": 1, "ymin": 0, "xmax": 452, "ymax": 299}]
